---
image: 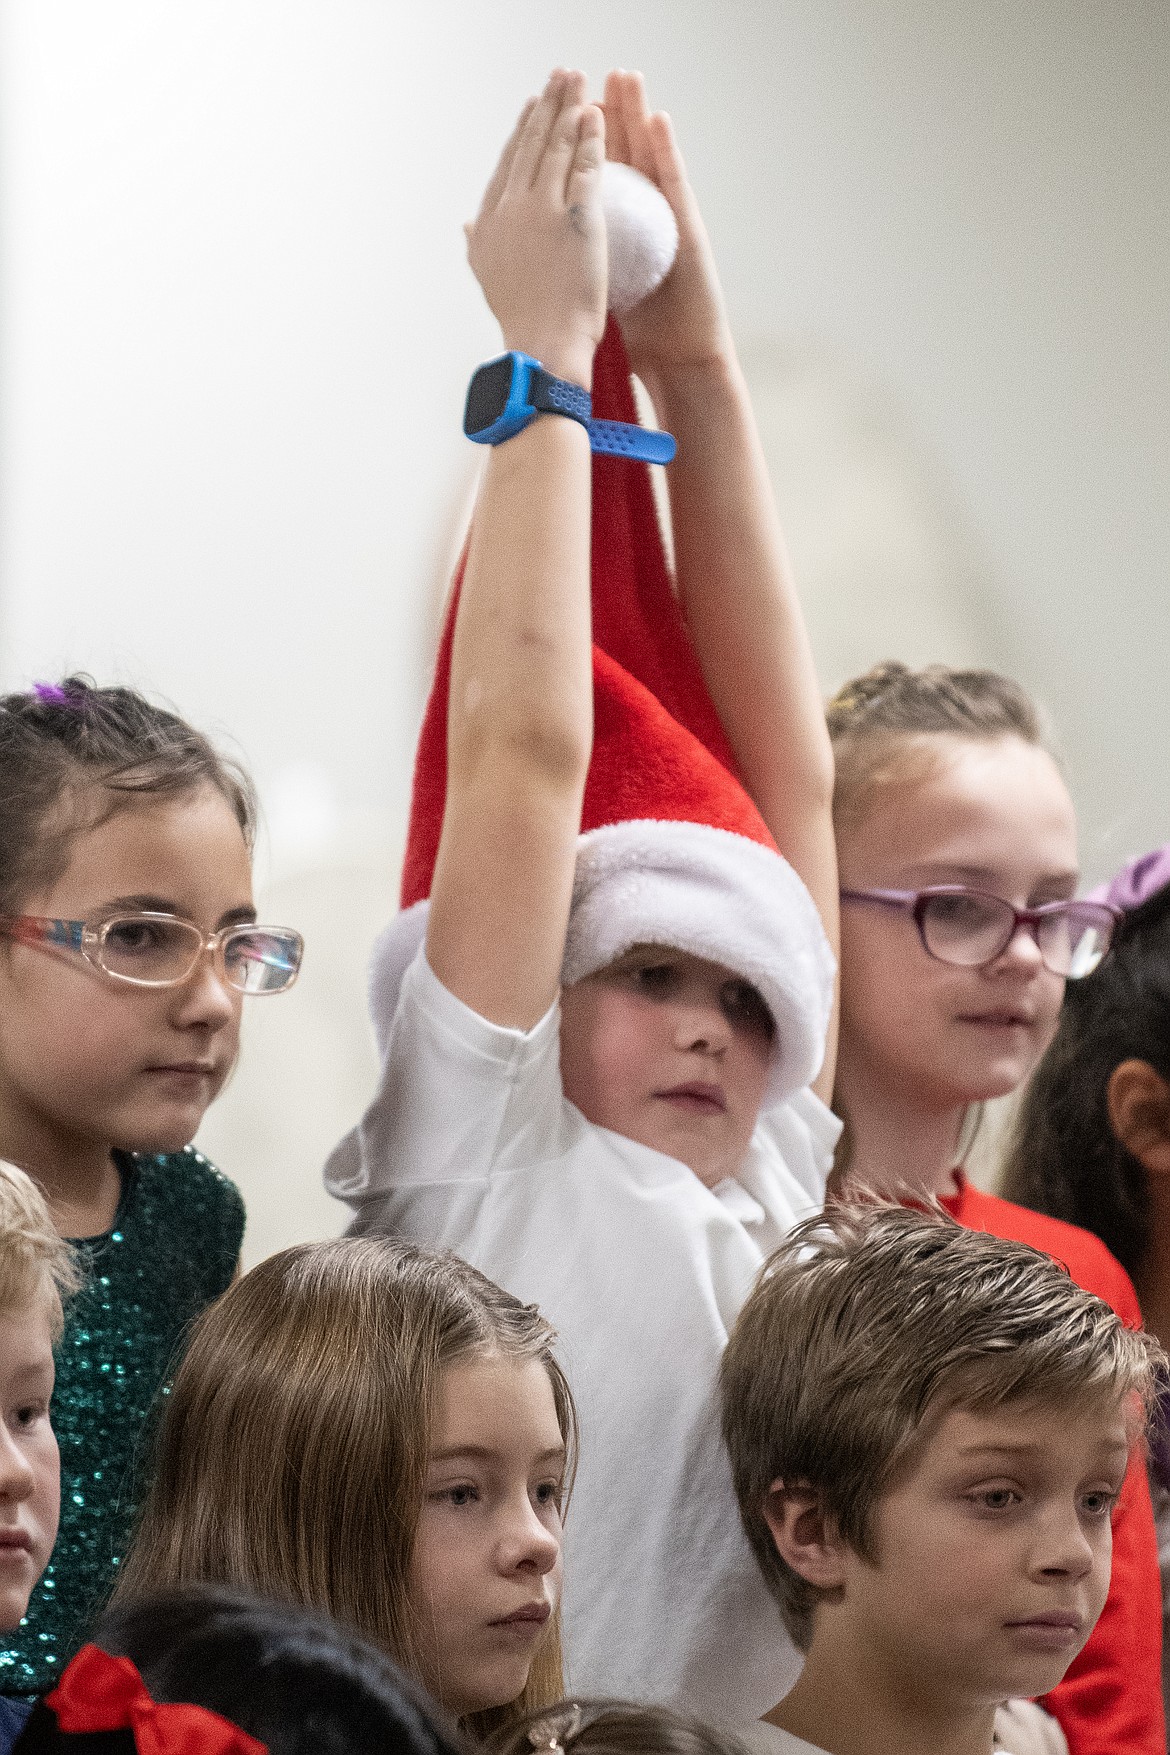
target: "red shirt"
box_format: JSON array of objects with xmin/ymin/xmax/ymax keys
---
[{"xmin": 943, "ymin": 1176, "xmax": 1164, "ymax": 1755}]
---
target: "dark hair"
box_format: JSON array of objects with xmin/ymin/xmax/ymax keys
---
[
  {"xmin": 91, "ymin": 1586, "xmax": 466, "ymax": 1755},
  {"xmin": 0, "ymin": 676, "xmax": 256, "ymax": 912},
  {"xmin": 1001, "ymin": 883, "xmax": 1170, "ymax": 1276},
  {"xmin": 486, "ymin": 1699, "xmax": 750, "ymax": 1755}
]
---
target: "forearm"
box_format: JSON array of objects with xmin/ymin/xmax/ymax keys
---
[
  {"xmin": 650, "ymin": 354, "xmax": 836, "ymax": 905},
  {"xmin": 449, "ymin": 415, "xmax": 594, "ymax": 791}
]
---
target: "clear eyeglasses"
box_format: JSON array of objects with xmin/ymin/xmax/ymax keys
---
[
  {"xmin": 839, "ymin": 886, "xmax": 1119, "ymax": 980},
  {"xmin": 0, "ymin": 912, "xmax": 304, "ymax": 994}
]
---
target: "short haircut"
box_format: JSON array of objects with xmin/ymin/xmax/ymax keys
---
[
  {"xmin": 0, "ymin": 1160, "xmax": 79, "ymax": 1339},
  {"xmin": 720, "ymin": 1203, "xmax": 1162, "ymax": 1647}
]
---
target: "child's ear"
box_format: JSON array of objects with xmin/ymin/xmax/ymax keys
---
[
  {"xmin": 1107, "ymin": 1059, "xmax": 1170, "ymax": 1177},
  {"xmin": 762, "ymin": 1478, "xmax": 848, "ymax": 1590}
]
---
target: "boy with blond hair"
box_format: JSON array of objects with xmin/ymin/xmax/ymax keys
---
[
  {"xmin": 0, "ymin": 1160, "xmax": 75, "ymax": 1731},
  {"xmin": 721, "ymin": 1206, "xmax": 1162, "ymax": 1755}
]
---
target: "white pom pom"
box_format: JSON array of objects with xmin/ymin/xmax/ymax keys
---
[{"xmin": 601, "ymin": 161, "xmax": 679, "ymax": 314}]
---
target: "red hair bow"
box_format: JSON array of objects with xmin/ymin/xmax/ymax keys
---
[{"xmin": 46, "ymin": 1645, "xmax": 267, "ymax": 1755}]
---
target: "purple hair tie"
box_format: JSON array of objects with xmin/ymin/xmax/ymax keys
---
[
  {"xmin": 1087, "ymin": 844, "xmax": 1170, "ymax": 914},
  {"xmin": 31, "ymin": 682, "xmax": 74, "ymax": 706}
]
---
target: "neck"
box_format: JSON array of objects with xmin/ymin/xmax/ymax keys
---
[
  {"xmin": 769, "ymin": 1631, "xmax": 995, "ymax": 1755},
  {"xmin": 0, "ymin": 1099, "xmax": 121, "ymax": 1239},
  {"xmin": 1136, "ymin": 1177, "xmax": 1170, "ymax": 1353},
  {"xmin": 832, "ymin": 1045, "xmax": 965, "ymax": 1201}
]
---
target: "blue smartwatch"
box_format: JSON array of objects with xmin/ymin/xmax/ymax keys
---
[{"xmin": 463, "ymin": 351, "xmax": 676, "ymax": 465}]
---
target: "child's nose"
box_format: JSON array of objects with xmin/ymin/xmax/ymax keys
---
[
  {"xmin": 0, "ymin": 1429, "xmax": 36, "ymax": 1504},
  {"xmin": 674, "ymin": 996, "xmax": 731, "ymax": 1052},
  {"xmin": 990, "ymin": 920, "xmax": 1047, "ymax": 976},
  {"xmin": 1031, "ymin": 1506, "xmax": 1097, "ymax": 1581},
  {"xmin": 499, "ymin": 1498, "xmax": 561, "ymax": 1577},
  {"xmin": 171, "ymin": 951, "xmax": 239, "ymax": 1027}
]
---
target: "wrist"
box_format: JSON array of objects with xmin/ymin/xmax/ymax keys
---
[
  {"xmin": 639, "ymin": 348, "xmax": 744, "ymax": 422},
  {"xmin": 501, "ymin": 334, "xmax": 596, "ymax": 391}
]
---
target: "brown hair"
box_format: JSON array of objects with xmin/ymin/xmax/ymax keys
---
[
  {"xmin": 0, "ymin": 676, "xmax": 256, "ymax": 913},
  {"xmin": 114, "ymin": 1237, "xmax": 576, "ymax": 1736},
  {"xmin": 721, "ymin": 1203, "xmax": 1161, "ymax": 1648},
  {"xmin": 486, "ymin": 1700, "xmax": 750, "ymax": 1755},
  {"xmin": 826, "ymin": 660, "xmax": 1047, "ymax": 830},
  {"xmin": 0, "ymin": 1159, "xmax": 79, "ymax": 1338}
]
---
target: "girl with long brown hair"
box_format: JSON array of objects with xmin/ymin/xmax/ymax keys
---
[{"xmin": 114, "ymin": 1237, "xmax": 575, "ymax": 1738}]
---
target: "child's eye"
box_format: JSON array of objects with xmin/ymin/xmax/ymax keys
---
[
  {"xmin": 1080, "ymin": 1488, "xmax": 1121, "ymax": 1518},
  {"xmin": 721, "ymin": 980, "xmax": 774, "ymax": 1039},
  {"xmin": 14, "ymin": 1403, "xmax": 48, "ymax": 1431},
  {"xmin": 434, "ymin": 1483, "xmax": 478, "ymax": 1507},
  {"xmin": 968, "ymin": 1486, "xmax": 1021, "ymax": 1512},
  {"xmin": 631, "ymin": 963, "xmax": 677, "ymax": 995},
  {"xmin": 534, "ymin": 1478, "xmax": 564, "ymax": 1507}
]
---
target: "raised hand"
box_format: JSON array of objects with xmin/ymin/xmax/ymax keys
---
[
  {"xmin": 603, "ymin": 69, "xmax": 734, "ymax": 393},
  {"xmin": 467, "ymin": 70, "xmax": 607, "ymax": 388}
]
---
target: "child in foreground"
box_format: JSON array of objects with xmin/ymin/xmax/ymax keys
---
[
  {"xmin": 826, "ymin": 660, "xmax": 1163, "ymax": 1751},
  {"xmin": 28, "ymin": 1585, "xmax": 465, "ymax": 1755},
  {"xmin": 721, "ymin": 1204, "xmax": 1162, "ymax": 1755},
  {"xmin": 112, "ymin": 1238, "xmax": 572, "ymax": 1737},
  {"xmin": 327, "ymin": 69, "xmax": 838, "ymax": 1726},
  {"xmin": 0, "ymin": 1163, "xmax": 77, "ymax": 1752}
]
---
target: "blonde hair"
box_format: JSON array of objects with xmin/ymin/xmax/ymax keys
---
[
  {"xmin": 826, "ymin": 659, "xmax": 1047, "ymax": 829},
  {"xmin": 721, "ymin": 1203, "xmax": 1162, "ymax": 1649},
  {"xmin": 0, "ymin": 1159, "xmax": 79, "ymax": 1338},
  {"xmin": 114, "ymin": 1237, "xmax": 576, "ymax": 1737}
]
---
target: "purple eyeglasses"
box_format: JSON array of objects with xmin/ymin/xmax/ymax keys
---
[{"xmin": 840, "ymin": 886, "xmax": 1119, "ymax": 979}]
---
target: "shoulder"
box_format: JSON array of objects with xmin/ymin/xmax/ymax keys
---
[
  {"xmin": 122, "ymin": 1147, "xmax": 245, "ymax": 1286},
  {"xmin": 0, "ymin": 1698, "xmax": 31, "ymax": 1750},
  {"xmin": 954, "ymin": 1183, "xmax": 1142, "ymax": 1324}
]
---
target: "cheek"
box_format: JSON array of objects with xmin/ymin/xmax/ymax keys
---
[
  {"xmin": 839, "ymin": 914, "xmax": 939, "ymax": 1039},
  {"xmin": 561, "ymin": 991, "xmax": 658, "ymax": 1116}
]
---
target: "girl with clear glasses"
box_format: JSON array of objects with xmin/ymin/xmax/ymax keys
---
[
  {"xmin": 827, "ymin": 658, "xmax": 1162, "ymax": 1755},
  {"xmin": 0, "ymin": 677, "xmax": 302, "ymax": 1698}
]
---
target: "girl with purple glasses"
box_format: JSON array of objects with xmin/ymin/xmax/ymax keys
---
[{"xmin": 824, "ymin": 659, "xmax": 1163, "ymax": 1755}]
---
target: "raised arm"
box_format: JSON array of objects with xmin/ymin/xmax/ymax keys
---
[
  {"xmin": 604, "ymin": 71, "xmax": 838, "ymax": 1093},
  {"xmin": 425, "ymin": 72, "xmax": 607, "ymax": 1032}
]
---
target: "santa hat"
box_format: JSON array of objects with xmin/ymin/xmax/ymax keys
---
[{"xmin": 375, "ymin": 319, "xmax": 835, "ymax": 1103}]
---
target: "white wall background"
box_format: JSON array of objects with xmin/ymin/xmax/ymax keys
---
[{"xmin": 2, "ymin": 1, "xmax": 1167, "ymax": 1261}]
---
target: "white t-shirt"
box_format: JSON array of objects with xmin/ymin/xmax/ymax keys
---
[
  {"xmin": 744, "ymin": 1700, "xmax": 1068, "ymax": 1755},
  {"xmin": 325, "ymin": 947, "xmax": 841, "ymax": 1729}
]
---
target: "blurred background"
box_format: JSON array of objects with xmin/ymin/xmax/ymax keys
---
[{"xmin": 1, "ymin": 1, "xmax": 1166, "ymax": 1262}]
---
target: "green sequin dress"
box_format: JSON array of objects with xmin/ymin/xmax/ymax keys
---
[{"xmin": 0, "ymin": 1147, "xmax": 244, "ymax": 1697}]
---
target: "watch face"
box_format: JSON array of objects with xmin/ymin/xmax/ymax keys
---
[{"xmin": 464, "ymin": 357, "xmax": 515, "ymax": 434}]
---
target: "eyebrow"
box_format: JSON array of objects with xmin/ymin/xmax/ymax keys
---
[
  {"xmin": 97, "ymin": 895, "xmax": 258, "ymax": 928},
  {"xmin": 429, "ymin": 1444, "xmax": 566, "ymax": 1465},
  {"xmin": 902, "ymin": 864, "xmax": 1081, "ymax": 891},
  {"xmin": 957, "ymin": 1440, "xmax": 1129, "ymax": 1460}
]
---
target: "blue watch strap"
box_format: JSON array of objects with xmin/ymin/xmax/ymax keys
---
[
  {"xmin": 587, "ymin": 418, "xmax": 677, "ymax": 465},
  {"xmin": 530, "ymin": 370, "xmax": 592, "ymax": 425}
]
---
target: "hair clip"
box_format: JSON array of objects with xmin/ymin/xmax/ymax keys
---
[
  {"xmin": 42, "ymin": 1643, "xmax": 268, "ymax": 1755},
  {"xmin": 527, "ymin": 1704, "xmax": 584, "ymax": 1754},
  {"xmin": 31, "ymin": 682, "xmax": 73, "ymax": 706}
]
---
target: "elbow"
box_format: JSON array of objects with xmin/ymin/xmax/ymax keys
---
[{"xmin": 451, "ymin": 698, "xmax": 592, "ymax": 796}]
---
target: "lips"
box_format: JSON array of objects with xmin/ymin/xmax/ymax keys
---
[
  {"xmin": 957, "ymin": 1013, "xmax": 1035, "ymax": 1029},
  {"xmin": 654, "ymin": 1082, "xmax": 727, "ymax": 1114},
  {"xmin": 0, "ymin": 1529, "xmax": 32, "ymax": 1555},
  {"xmin": 1003, "ymin": 1612, "xmax": 1084, "ymax": 1647},
  {"xmin": 489, "ymin": 1601, "xmax": 551, "ymax": 1629}
]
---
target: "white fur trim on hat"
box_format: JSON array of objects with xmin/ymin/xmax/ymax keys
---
[
  {"xmin": 370, "ymin": 823, "xmax": 834, "ymax": 1104},
  {"xmin": 562, "ymin": 819, "xmax": 835, "ymax": 1103}
]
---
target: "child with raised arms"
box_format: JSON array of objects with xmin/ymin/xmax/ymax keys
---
[
  {"xmin": 0, "ymin": 681, "xmax": 303, "ymax": 1693},
  {"xmin": 721, "ymin": 1204, "xmax": 1163, "ymax": 1755},
  {"xmin": 825, "ymin": 661, "xmax": 1164, "ymax": 1752},
  {"xmin": 326, "ymin": 69, "xmax": 838, "ymax": 1728},
  {"xmin": 112, "ymin": 1237, "xmax": 573, "ymax": 1738}
]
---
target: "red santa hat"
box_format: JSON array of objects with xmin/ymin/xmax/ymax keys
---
[{"xmin": 373, "ymin": 319, "xmax": 835, "ymax": 1104}]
